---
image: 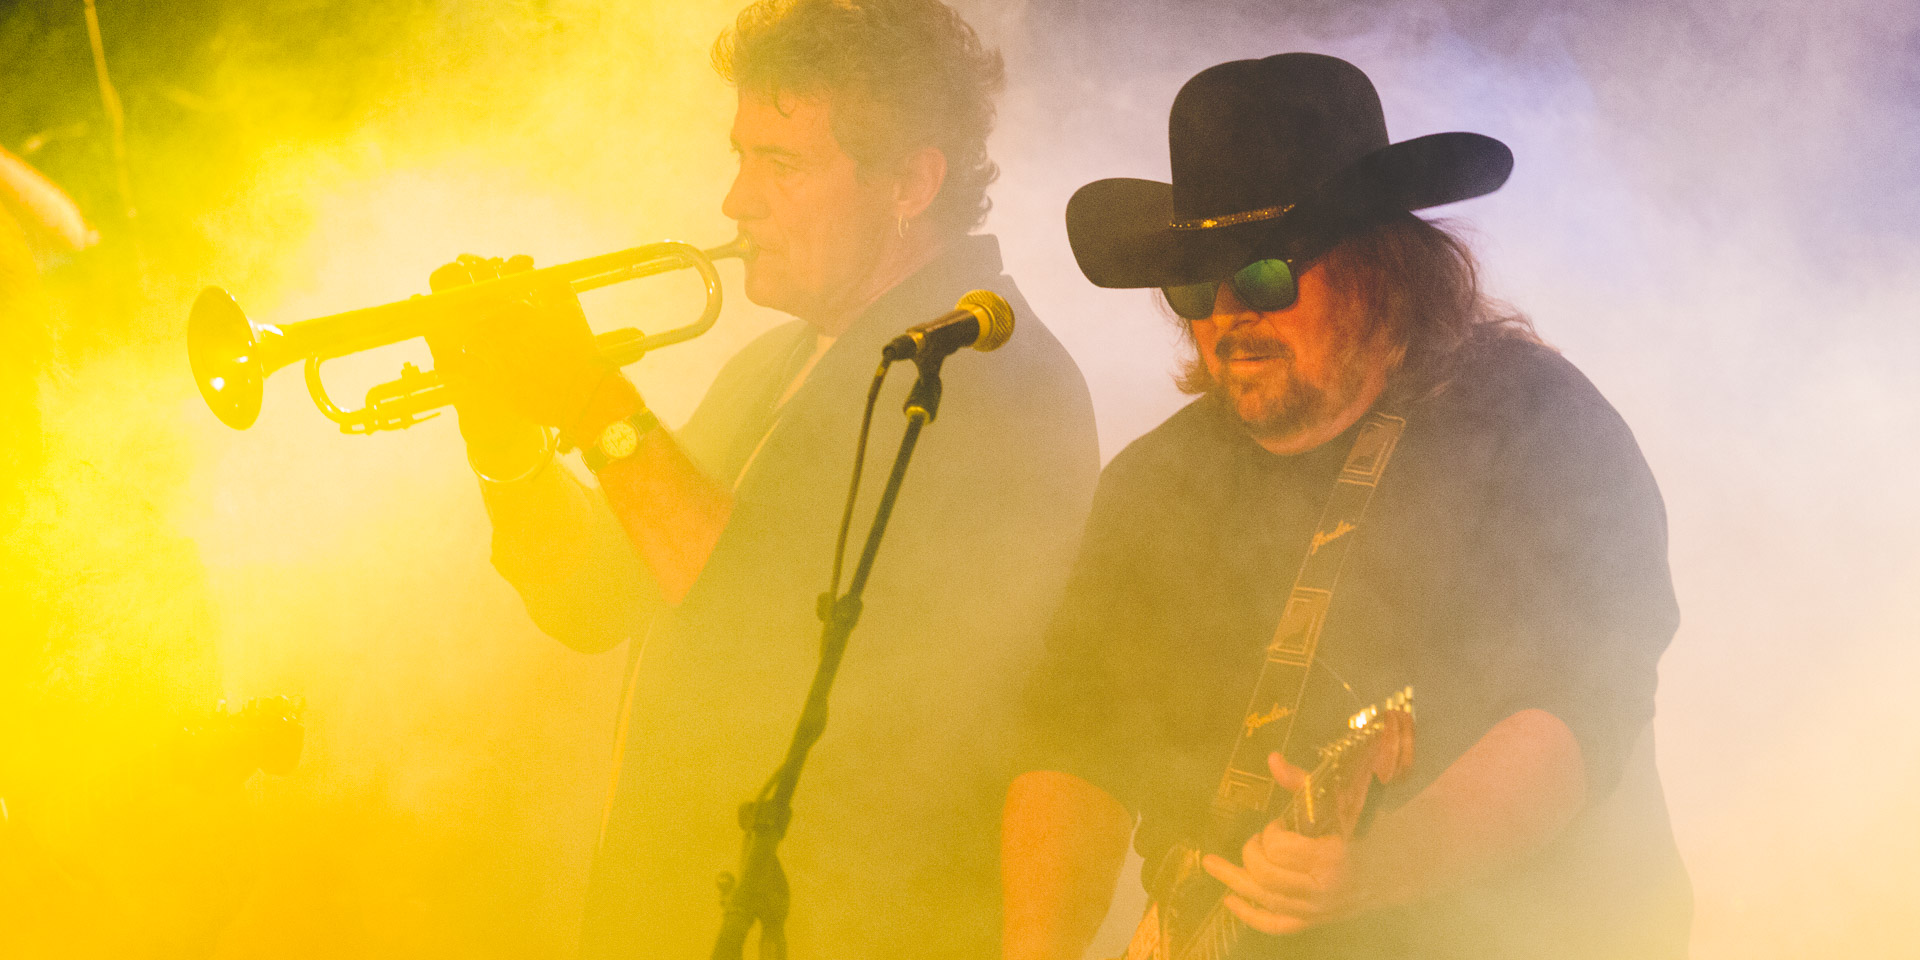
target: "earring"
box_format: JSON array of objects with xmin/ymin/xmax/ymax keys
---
[{"xmin": 897, "ymin": 216, "xmax": 909, "ymax": 238}]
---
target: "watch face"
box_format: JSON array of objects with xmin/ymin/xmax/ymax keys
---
[{"xmin": 599, "ymin": 418, "xmax": 640, "ymax": 460}]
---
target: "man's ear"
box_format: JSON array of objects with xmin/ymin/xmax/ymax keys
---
[{"xmin": 893, "ymin": 145, "xmax": 948, "ymax": 222}]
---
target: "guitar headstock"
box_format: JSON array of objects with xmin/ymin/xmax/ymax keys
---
[
  {"xmin": 1319, "ymin": 686, "xmax": 1414, "ymax": 778},
  {"xmin": 1295, "ymin": 687, "xmax": 1414, "ymax": 837}
]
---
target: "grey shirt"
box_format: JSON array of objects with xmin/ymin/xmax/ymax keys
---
[{"xmin": 486, "ymin": 235, "xmax": 1099, "ymax": 959}]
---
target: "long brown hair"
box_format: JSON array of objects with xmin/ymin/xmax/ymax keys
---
[{"xmin": 1175, "ymin": 213, "xmax": 1543, "ymax": 404}]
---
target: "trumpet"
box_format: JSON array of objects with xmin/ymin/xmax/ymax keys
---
[{"xmin": 188, "ymin": 235, "xmax": 753, "ymax": 433}]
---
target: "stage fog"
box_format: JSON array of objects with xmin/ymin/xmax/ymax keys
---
[{"xmin": 1, "ymin": 0, "xmax": 1914, "ymax": 957}]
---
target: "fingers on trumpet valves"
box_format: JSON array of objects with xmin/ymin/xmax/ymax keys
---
[
  {"xmin": 418, "ymin": 251, "xmax": 606, "ymax": 433},
  {"xmin": 419, "ymin": 254, "xmax": 547, "ymax": 461},
  {"xmin": 429, "ymin": 252, "xmax": 536, "ymax": 292},
  {"xmin": 428, "ymin": 254, "xmax": 485, "ymax": 292},
  {"xmin": 424, "ymin": 252, "xmax": 540, "ymax": 364}
]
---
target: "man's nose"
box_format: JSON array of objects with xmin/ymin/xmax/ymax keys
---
[
  {"xmin": 1209, "ymin": 282, "xmax": 1262, "ymax": 328},
  {"xmin": 721, "ymin": 168, "xmax": 765, "ymax": 222}
]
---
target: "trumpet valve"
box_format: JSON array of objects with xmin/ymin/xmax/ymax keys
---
[{"xmin": 350, "ymin": 362, "xmax": 447, "ymax": 434}]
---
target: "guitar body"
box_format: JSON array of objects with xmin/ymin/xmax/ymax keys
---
[
  {"xmin": 1117, "ymin": 690, "xmax": 1414, "ymax": 960},
  {"xmin": 1120, "ymin": 844, "xmax": 1244, "ymax": 960}
]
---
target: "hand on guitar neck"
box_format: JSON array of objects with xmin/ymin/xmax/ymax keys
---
[
  {"xmin": 1116, "ymin": 691, "xmax": 1415, "ymax": 960},
  {"xmin": 1200, "ymin": 751, "xmax": 1363, "ymax": 936}
]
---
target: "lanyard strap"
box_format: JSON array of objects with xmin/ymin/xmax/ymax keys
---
[{"xmin": 1210, "ymin": 411, "xmax": 1407, "ymax": 821}]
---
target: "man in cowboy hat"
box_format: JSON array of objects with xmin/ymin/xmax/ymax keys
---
[{"xmin": 1002, "ymin": 54, "xmax": 1690, "ymax": 959}]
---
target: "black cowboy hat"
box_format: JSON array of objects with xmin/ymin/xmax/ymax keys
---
[{"xmin": 1067, "ymin": 53, "xmax": 1513, "ymax": 289}]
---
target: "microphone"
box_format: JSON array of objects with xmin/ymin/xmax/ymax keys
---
[{"xmin": 880, "ymin": 289, "xmax": 1015, "ymax": 363}]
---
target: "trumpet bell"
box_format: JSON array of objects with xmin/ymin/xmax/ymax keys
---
[{"xmin": 189, "ymin": 286, "xmax": 268, "ymax": 430}]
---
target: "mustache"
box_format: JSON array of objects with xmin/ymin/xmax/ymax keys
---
[{"xmin": 1214, "ymin": 332, "xmax": 1292, "ymax": 363}]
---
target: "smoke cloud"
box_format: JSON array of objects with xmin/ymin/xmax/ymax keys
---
[
  {"xmin": 3, "ymin": 0, "xmax": 1916, "ymax": 957},
  {"xmin": 971, "ymin": 1, "xmax": 1920, "ymax": 956}
]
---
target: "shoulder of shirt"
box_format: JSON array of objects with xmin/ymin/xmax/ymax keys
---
[
  {"xmin": 1425, "ymin": 332, "xmax": 1619, "ymax": 424},
  {"xmin": 1419, "ymin": 330, "xmax": 1648, "ymax": 472},
  {"xmin": 742, "ymin": 318, "xmax": 815, "ymax": 355},
  {"xmin": 1099, "ymin": 396, "xmax": 1240, "ymax": 488},
  {"xmin": 709, "ymin": 319, "xmax": 814, "ymax": 385},
  {"xmin": 921, "ymin": 261, "xmax": 1094, "ymax": 430}
]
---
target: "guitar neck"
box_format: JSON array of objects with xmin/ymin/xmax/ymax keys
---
[
  {"xmin": 1131, "ymin": 690, "xmax": 1414, "ymax": 960},
  {"xmin": 1185, "ymin": 755, "xmax": 1338, "ymax": 960}
]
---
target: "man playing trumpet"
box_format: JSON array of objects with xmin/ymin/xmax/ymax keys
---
[{"xmin": 431, "ymin": 1, "xmax": 1098, "ymax": 957}]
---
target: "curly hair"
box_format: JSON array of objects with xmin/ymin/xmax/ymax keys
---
[
  {"xmin": 712, "ymin": 0, "xmax": 1006, "ymax": 235},
  {"xmin": 1174, "ymin": 214, "xmax": 1543, "ymax": 405}
]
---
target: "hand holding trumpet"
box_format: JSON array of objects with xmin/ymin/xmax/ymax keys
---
[{"xmin": 424, "ymin": 253, "xmax": 634, "ymax": 476}]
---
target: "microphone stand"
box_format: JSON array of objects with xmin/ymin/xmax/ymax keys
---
[{"xmin": 711, "ymin": 353, "xmax": 949, "ymax": 960}]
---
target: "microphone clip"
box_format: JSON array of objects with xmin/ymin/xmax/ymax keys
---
[{"xmin": 902, "ymin": 351, "xmax": 946, "ymax": 424}]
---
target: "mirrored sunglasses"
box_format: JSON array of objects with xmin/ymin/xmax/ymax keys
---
[{"xmin": 1162, "ymin": 257, "xmax": 1300, "ymax": 321}]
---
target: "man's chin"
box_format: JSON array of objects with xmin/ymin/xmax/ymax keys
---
[
  {"xmin": 1223, "ymin": 382, "xmax": 1284, "ymax": 421},
  {"xmin": 741, "ymin": 269, "xmax": 798, "ymax": 314},
  {"xmin": 1222, "ymin": 383, "xmax": 1312, "ymax": 440}
]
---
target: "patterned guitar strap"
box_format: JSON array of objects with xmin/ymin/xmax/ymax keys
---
[{"xmin": 1207, "ymin": 410, "xmax": 1407, "ymax": 843}]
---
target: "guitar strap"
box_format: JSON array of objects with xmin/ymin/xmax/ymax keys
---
[{"xmin": 1209, "ymin": 410, "xmax": 1407, "ymax": 829}]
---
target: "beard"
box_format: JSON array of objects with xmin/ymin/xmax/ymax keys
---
[{"xmin": 1206, "ymin": 330, "xmax": 1354, "ymax": 442}]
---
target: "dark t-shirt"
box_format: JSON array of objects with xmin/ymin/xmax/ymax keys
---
[{"xmin": 1021, "ymin": 334, "xmax": 1692, "ymax": 959}]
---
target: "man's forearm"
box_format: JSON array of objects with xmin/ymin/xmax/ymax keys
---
[
  {"xmin": 596, "ymin": 426, "xmax": 732, "ymax": 605},
  {"xmin": 1002, "ymin": 770, "xmax": 1135, "ymax": 960},
  {"xmin": 480, "ymin": 457, "xmax": 656, "ymax": 652},
  {"xmin": 568, "ymin": 375, "xmax": 733, "ymax": 606},
  {"xmin": 1347, "ymin": 708, "xmax": 1588, "ymax": 912}
]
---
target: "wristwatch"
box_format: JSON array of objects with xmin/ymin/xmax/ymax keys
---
[{"xmin": 581, "ymin": 408, "xmax": 661, "ymax": 473}]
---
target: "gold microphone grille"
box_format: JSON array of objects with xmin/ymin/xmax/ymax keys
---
[{"xmin": 956, "ymin": 289, "xmax": 1015, "ymax": 352}]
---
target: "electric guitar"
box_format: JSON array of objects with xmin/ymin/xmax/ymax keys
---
[{"xmin": 1118, "ymin": 688, "xmax": 1414, "ymax": 960}]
